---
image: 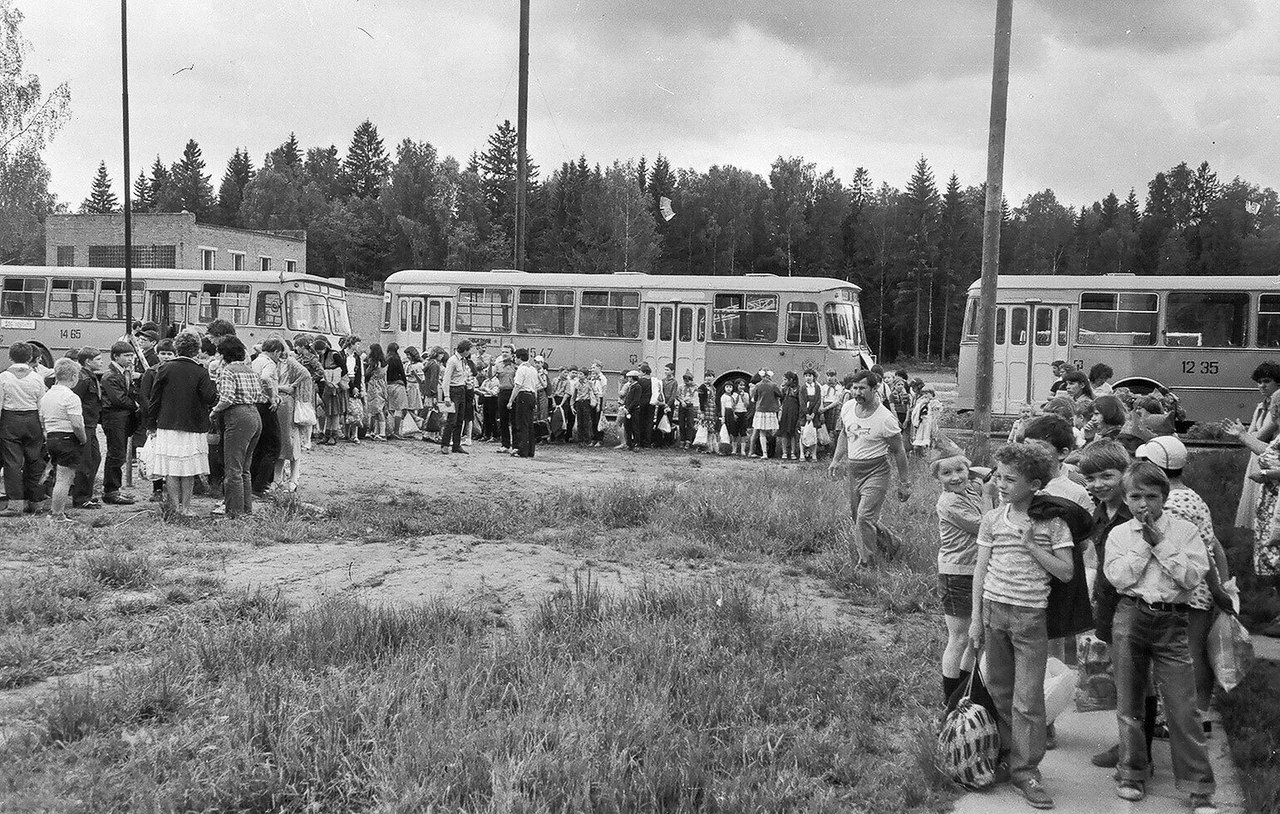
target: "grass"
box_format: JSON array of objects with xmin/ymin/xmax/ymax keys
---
[
  {"xmin": 0, "ymin": 584, "xmax": 953, "ymax": 813},
  {"xmin": 1218, "ymin": 658, "xmax": 1280, "ymax": 814}
]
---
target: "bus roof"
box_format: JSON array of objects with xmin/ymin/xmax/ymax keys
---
[
  {"xmin": 385, "ymin": 268, "xmax": 860, "ymax": 295},
  {"xmin": 2, "ymin": 266, "xmax": 347, "ymax": 291},
  {"xmin": 965, "ymin": 273, "xmax": 1280, "ymax": 294}
]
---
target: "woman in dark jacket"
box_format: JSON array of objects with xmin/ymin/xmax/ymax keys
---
[{"xmin": 146, "ymin": 332, "xmax": 218, "ymax": 517}]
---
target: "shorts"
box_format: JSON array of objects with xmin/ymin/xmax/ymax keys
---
[
  {"xmin": 46, "ymin": 432, "xmax": 84, "ymax": 468},
  {"xmin": 938, "ymin": 573, "xmax": 974, "ymax": 617}
]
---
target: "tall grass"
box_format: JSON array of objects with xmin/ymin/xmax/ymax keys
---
[
  {"xmin": 1218, "ymin": 659, "xmax": 1280, "ymax": 814},
  {"xmin": 1, "ymin": 586, "xmax": 953, "ymax": 813}
]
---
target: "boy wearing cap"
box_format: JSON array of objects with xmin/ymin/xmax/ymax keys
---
[
  {"xmin": 132, "ymin": 322, "xmax": 161, "ymax": 374},
  {"xmin": 99, "ymin": 341, "xmax": 138, "ymax": 505}
]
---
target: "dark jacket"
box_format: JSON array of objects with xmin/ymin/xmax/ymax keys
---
[
  {"xmin": 1087, "ymin": 501, "xmax": 1133, "ymax": 643},
  {"xmin": 72, "ymin": 368, "xmax": 102, "ymax": 426},
  {"xmin": 800, "ymin": 383, "xmax": 822, "ymax": 419},
  {"xmin": 100, "ymin": 363, "xmax": 136, "ymax": 415},
  {"xmin": 387, "ymin": 354, "xmax": 407, "ymax": 385},
  {"xmin": 1028, "ymin": 493, "xmax": 1095, "ymax": 639},
  {"xmin": 624, "ymin": 379, "xmax": 646, "ymax": 411},
  {"xmin": 147, "ymin": 357, "xmax": 218, "ymax": 433}
]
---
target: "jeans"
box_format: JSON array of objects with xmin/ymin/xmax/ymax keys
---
[
  {"xmin": 574, "ymin": 399, "xmax": 595, "ymax": 443},
  {"xmin": 983, "ymin": 599, "xmax": 1049, "ymax": 784},
  {"xmin": 72, "ymin": 425, "xmax": 101, "ymax": 504},
  {"xmin": 222, "ymin": 404, "xmax": 261, "ymax": 518},
  {"xmin": 250, "ymin": 403, "xmax": 280, "ymax": 493},
  {"xmin": 0, "ymin": 410, "xmax": 44, "ymax": 502},
  {"xmin": 679, "ymin": 404, "xmax": 698, "ymax": 444},
  {"xmin": 100, "ymin": 409, "xmax": 132, "ymax": 496},
  {"xmin": 844, "ymin": 456, "xmax": 895, "ymax": 562},
  {"xmin": 496, "ymin": 389, "xmax": 513, "ymax": 447},
  {"xmin": 512, "ymin": 391, "xmax": 536, "ymax": 457},
  {"xmin": 441, "ymin": 385, "xmax": 466, "ymax": 450},
  {"xmin": 1113, "ymin": 598, "xmax": 1215, "ymax": 794}
]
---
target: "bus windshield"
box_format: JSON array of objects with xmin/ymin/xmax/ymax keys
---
[
  {"xmin": 824, "ymin": 302, "xmax": 859, "ymax": 350},
  {"xmin": 327, "ymin": 297, "xmax": 351, "ymax": 335},
  {"xmin": 286, "ymin": 291, "xmax": 330, "ymax": 333}
]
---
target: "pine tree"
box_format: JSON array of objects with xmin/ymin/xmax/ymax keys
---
[
  {"xmin": 147, "ymin": 156, "xmax": 174, "ymax": 210},
  {"xmin": 215, "ymin": 147, "xmax": 253, "ymax": 226},
  {"xmin": 79, "ymin": 161, "xmax": 119, "ymax": 213},
  {"xmin": 342, "ymin": 120, "xmax": 391, "ymax": 198},
  {"xmin": 132, "ymin": 170, "xmax": 152, "ymax": 212},
  {"xmin": 167, "ymin": 139, "xmax": 214, "ymax": 217},
  {"xmin": 901, "ymin": 156, "xmax": 941, "ymax": 358},
  {"xmin": 479, "ymin": 120, "xmax": 519, "ymax": 239},
  {"xmin": 266, "ymin": 132, "xmax": 303, "ymax": 175}
]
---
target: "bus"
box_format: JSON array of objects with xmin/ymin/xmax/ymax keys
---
[
  {"xmin": 955, "ymin": 273, "xmax": 1280, "ymax": 422},
  {"xmin": 380, "ymin": 269, "xmax": 871, "ymax": 394},
  {"xmin": 0, "ymin": 265, "xmax": 351, "ymax": 365}
]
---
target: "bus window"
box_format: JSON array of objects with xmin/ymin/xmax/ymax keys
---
[
  {"xmin": 1, "ymin": 276, "xmax": 46, "ymax": 318},
  {"xmin": 255, "ymin": 291, "xmax": 283, "ymax": 327},
  {"xmin": 713, "ymin": 293, "xmax": 778, "ymax": 342},
  {"xmin": 1057, "ymin": 308, "xmax": 1069, "ymax": 346},
  {"xmin": 150, "ymin": 291, "xmax": 192, "ymax": 326},
  {"xmin": 697, "ymin": 308, "xmax": 706, "ymax": 342},
  {"xmin": 678, "ymin": 307, "xmax": 693, "ymax": 342},
  {"xmin": 198, "ymin": 284, "xmax": 250, "ymax": 324},
  {"xmin": 97, "ymin": 280, "xmax": 144, "ymax": 321},
  {"xmin": 48, "ymin": 278, "xmax": 96, "ymax": 319},
  {"xmin": 1011, "ymin": 307, "xmax": 1028, "ymax": 345},
  {"xmin": 1034, "ymin": 308, "xmax": 1052, "ymax": 346},
  {"xmin": 659, "ymin": 306, "xmax": 673, "ymax": 341},
  {"xmin": 961, "ymin": 298, "xmax": 979, "ymax": 342},
  {"xmin": 1165, "ymin": 291, "xmax": 1248, "ymax": 347},
  {"xmin": 517, "ymin": 289, "xmax": 574, "ymax": 335},
  {"xmin": 444, "ymin": 301, "xmax": 452, "ymax": 332},
  {"xmin": 995, "ymin": 308, "xmax": 1006, "ymax": 345},
  {"xmin": 456, "ymin": 287, "xmax": 512, "ymax": 333},
  {"xmin": 1077, "ymin": 291, "xmax": 1157, "ymax": 346},
  {"xmin": 410, "ymin": 299, "xmax": 423, "ymax": 333},
  {"xmin": 399, "ymin": 298, "xmax": 409, "ymax": 332},
  {"xmin": 428, "ymin": 300, "xmax": 441, "ymax": 332},
  {"xmin": 824, "ymin": 303, "xmax": 857, "ymax": 350},
  {"xmin": 647, "ymin": 307, "xmax": 656, "ymax": 340},
  {"xmin": 328, "ymin": 298, "xmax": 351, "ymax": 335},
  {"xmin": 786, "ymin": 301, "xmax": 821, "ymax": 344},
  {"xmin": 1258, "ymin": 295, "xmax": 1280, "ymax": 348},
  {"xmin": 579, "ymin": 291, "xmax": 639, "ymax": 338},
  {"xmin": 286, "ymin": 291, "xmax": 330, "ymax": 333}
]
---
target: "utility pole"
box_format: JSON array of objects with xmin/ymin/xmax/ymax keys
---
[
  {"xmin": 121, "ymin": 0, "xmax": 134, "ymax": 334},
  {"xmin": 972, "ymin": 0, "xmax": 1013, "ymax": 458},
  {"xmin": 514, "ymin": 0, "xmax": 529, "ymax": 270}
]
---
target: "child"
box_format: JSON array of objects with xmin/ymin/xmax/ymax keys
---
[
  {"xmin": 1022, "ymin": 415, "xmax": 1091, "ymax": 503},
  {"xmin": 1104, "ymin": 462, "xmax": 1217, "ymax": 813},
  {"xmin": 909, "ymin": 386, "xmax": 937, "ymax": 455},
  {"xmin": 969, "ymin": 442, "xmax": 1074, "ymax": 809},
  {"xmin": 1008, "ymin": 402, "xmax": 1035, "ymax": 443},
  {"xmin": 933, "ymin": 450, "xmax": 991, "ymax": 702},
  {"xmin": 39, "ymin": 357, "xmax": 88, "ymax": 521}
]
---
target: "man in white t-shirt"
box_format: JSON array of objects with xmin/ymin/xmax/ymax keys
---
[{"xmin": 828, "ymin": 370, "xmax": 911, "ymax": 565}]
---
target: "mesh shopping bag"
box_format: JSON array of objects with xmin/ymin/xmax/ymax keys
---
[{"xmin": 937, "ymin": 664, "xmax": 1001, "ymax": 790}]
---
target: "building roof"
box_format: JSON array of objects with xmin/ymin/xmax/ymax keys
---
[
  {"xmin": 385, "ymin": 268, "xmax": 861, "ymax": 294},
  {"xmin": 4, "ymin": 265, "xmax": 344, "ymax": 290},
  {"xmin": 46, "ymin": 212, "xmax": 306, "ymax": 243}
]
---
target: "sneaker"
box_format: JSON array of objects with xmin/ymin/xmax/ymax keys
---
[
  {"xmin": 1116, "ymin": 781, "xmax": 1145, "ymax": 801},
  {"xmin": 103, "ymin": 492, "xmax": 136, "ymax": 505},
  {"xmin": 1191, "ymin": 793, "xmax": 1218, "ymax": 814},
  {"xmin": 1091, "ymin": 745, "xmax": 1119, "ymax": 768},
  {"xmin": 73, "ymin": 499, "xmax": 101, "ymax": 509},
  {"xmin": 1013, "ymin": 777, "xmax": 1054, "ymax": 809},
  {"xmin": 211, "ymin": 504, "xmax": 226, "ymax": 516}
]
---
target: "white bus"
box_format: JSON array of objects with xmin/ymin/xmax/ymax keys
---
[
  {"xmin": 381, "ymin": 269, "xmax": 871, "ymax": 391},
  {"xmin": 955, "ymin": 273, "xmax": 1280, "ymax": 422},
  {"xmin": 0, "ymin": 266, "xmax": 351, "ymax": 365}
]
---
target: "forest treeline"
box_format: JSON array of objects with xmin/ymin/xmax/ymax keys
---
[{"xmin": 37, "ymin": 122, "xmax": 1280, "ymax": 361}]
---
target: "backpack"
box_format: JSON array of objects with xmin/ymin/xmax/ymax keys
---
[{"xmin": 937, "ymin": 665, "xmax": 1002, "ymax": 790}]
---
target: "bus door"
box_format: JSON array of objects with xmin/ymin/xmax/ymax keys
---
[
  {"xmin": 997, "ymin": 304, "xmax": 1065, "ymax": 411},
  {"xmin": 423, "ymin": 296, "xmax": 451, "ymax": 352},
  {"xmin": 642, "ymin": 302, "xmax": 706, "ymax": 380}
]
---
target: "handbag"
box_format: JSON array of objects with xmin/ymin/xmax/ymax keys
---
[
  {"xmin": 937, "ymin": 658, "xmax": 1001, "ymax": 790},
  {"xmin": 293, "ymin": 401, "xmax": 318, "ymax": 427},
  {"xmin": 817, "ymin": 423, "xmax": 832, "ymax": 446}
]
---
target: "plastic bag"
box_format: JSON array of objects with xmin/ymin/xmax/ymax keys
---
[
  {"xmin": 719, "ymin": 424, "xmax": 731, "ymax": 445},
  {"xmin": 657, "ymin": 414, "xmax": 672, "ymax": 434},
  {"xmin": 1208, "ymin": 579, "xmax": 1253, "ymax": 693},
  {"xmin": 817, "ymin": 424, "xmax": 832, "ymax": 446},
  {"xmin": 800, "ymin": 423, "xmax": 818, "ymax": 447},
  {"xmin": 694, "ymin": 426, "xmax": 709, "ymax": 446},
  {"xmin": 293, "ymin": 401, "xmax": 318, "ymax": 427},
  {"xmin": 937, "ymin": 665, "xmax": 1001, "ymax": 790},
  {"xmin": 1044, "ymin": 657, "xmax": 1074, "ymax": 723}
]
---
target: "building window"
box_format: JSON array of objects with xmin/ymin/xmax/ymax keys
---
[
  {"xmin": 517, "ymin": 288, "xmax": 574, "ymax": 335},
  {"xmin": 255, "ymin": 291, "xmax": 283, "ymax": 327},
  {"xmin": 87, "ymin": 245, "xmax": 177, "ymax": 268},
  {"xmin": 260, "ymin": 257, "xmax": 272, "ymax": 272},
  {"xmin": 579, "ymin": 290, "xmax": 640, "ymax": 338},
  {"xmin": 1077, "ymin": 291, "xmax": 1158, "ymax": 346},
  {"xmin": 199, "ymin": 283, "xmax": 251, "ymax": 324},
  {"xmin": 200, "ymin": 248, "xmax": 216, "ymax": 270},
  {"xmin": 455, "ymin": 287, "xmax": 512, "ymax": 333},
  {"xmin": 56, "ymin": 246, "xmax": 75, "ymax": 266},
  {"xmin": 49, "ymin": 278, "xmax": 96, "ymax": 319},
  {"xmin": 712, "ymin": 293, "xmax": 778, "ymax": 342},
  {"xmin": 785, "ymin": 301, "xmax": 821, "ymax": 344},
  {"xmin": 1165, "ymin": 291, "xmax": 1248, "ymax": 348},
  {"xmin": 0, "ymin": 276, "xmax": 47, "ymax": 318},
  {"xmin": 231, "ymin": 252, "xmax": 245, "ymax": 272},
  {"xmin": 285, "ymin": 259, "xmax": 297, "ymax": 275},
  {"xmin": 97, "ymin": 280, "xmax": 145, "ymax": 321}
]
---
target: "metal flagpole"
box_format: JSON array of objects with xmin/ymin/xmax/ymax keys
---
[
  {"xmin": 972, "ymin": 0, "xmax": 1013, "ymax": 459},
  {"xmin": 121, "ymin": 0, "xmax": 133, "ymax": 335}
]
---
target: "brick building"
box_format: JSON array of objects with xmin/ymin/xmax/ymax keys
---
[{"xmin": 45, "ymin": 212, "xmax": 306, "ymax": 275}]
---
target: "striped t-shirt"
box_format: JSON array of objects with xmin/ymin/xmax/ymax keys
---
[{"xmin": 977, "ymin": 505, "xmax": 1073, "ymax": 609}]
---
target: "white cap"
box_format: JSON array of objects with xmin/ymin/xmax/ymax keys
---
[
  {"xmin": 534, "ymin": 355, "xmax": 545, "ymax": 363},
  {"xmin": 1135, "ymin": 435, "xmax": 1188, "ymax": 470}
]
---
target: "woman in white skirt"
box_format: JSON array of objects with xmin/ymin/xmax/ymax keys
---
[
  {"xmin": 275, "ymin": 342, "xmax": 313, "ymax": 491},
  {"xmin": 145, "ymin": 332, "xmax": 218, "ymax": 517}
]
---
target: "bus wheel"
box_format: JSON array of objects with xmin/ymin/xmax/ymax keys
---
[{"xmin": 26, "ymin": 341, "xmax": 54, "ymax": 369}]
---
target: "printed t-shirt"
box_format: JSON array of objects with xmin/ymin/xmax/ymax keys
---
[{"xmin": 839, "ymin": 401, "xmax": 900, "ymax": 461}]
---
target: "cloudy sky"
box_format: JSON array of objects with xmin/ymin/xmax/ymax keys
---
[{"xmin": 17, "ymin": 0, "xmax": 1280, "ymax": 210}]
